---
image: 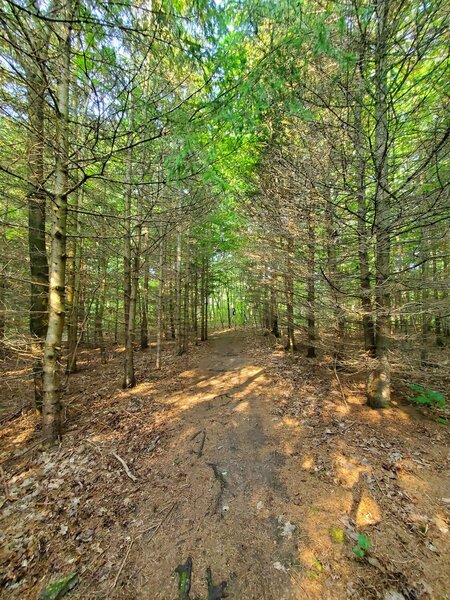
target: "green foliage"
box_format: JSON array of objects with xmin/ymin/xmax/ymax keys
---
[
  {"xmin": 353, "ymin": 533, "xmax": 371, "ymax": 559},
  {"xmin": 306, "ymin": 558, "xmax": 323, "ymax": 579},
  {"xmin": 39, "ymin": 573, "xmax": 78, "ymax": 600},
  {"xmin": 329, "ymin": 526, "xmax": 345, "ymax": 544},
  {"xmin": 408, "ymin": 384, "xmax": 446, "ymax": 410}
]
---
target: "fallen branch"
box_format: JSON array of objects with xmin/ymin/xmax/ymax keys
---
[
  {"xmin": 208, "ymin": 463, "xmax": 229, "ymax": 517},
  {"xmin": 112, "ymin": 452, "xmax": 138, "ymax": 482}
]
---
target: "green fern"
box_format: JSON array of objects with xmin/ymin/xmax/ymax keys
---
[{"xmin": 407, "ymin": 384, "xmax": 446, "ymax": 409}]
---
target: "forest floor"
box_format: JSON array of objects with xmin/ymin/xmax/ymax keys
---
[{"xmin": 1, "ymin": 329, "xmax": 449, "ymax": 600}]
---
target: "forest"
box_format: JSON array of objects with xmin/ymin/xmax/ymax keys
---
[{"xmin": 0, "ymin": 0, "xmax": 449, "ymax": 598}]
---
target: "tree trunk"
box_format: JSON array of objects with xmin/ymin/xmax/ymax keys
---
[
  {"xmin": 368, "ymin": 0, "xmax": 391, "ymax": 409},
  {"xmin": 175, "ymin": 225, "xmax": 183, "ymax": 354},
  {"xmin": 226, "ymin": 287, "xmax": 231, "ymax": 329},
  {"xmin": 123, "ymin": 202, "xmax": 142, "ymax": 388},
  {"xmin": 27, "ymin": 42, "xmax": 49, "ymax": 411},
  {"xmin": 156, "ymin": 235, "xmax": 164, "ymax": 369},
  {"xmin": 42, "ymin": 5, "xmax": 72, "ymax": 442},
  {"xmin": 0, "ymin": 268, "xmax": 5, "ymax": 358},
  {"xmin": 326, "ymin": 198, "xmax": 344, "ymax": 365},
  {"xmin": 354, "ymin": 50, "xmax": 376, "ymax": 356},
  {"xmin": 66, "ymin": 186, "xmax": 81, "ymax": 373},
  {"xmin": 285, "ymin": 237, "xmax": 295, "ymax": 354},
  {"xmin": 182, "ymin": 237, "xmax": 190, "ymax": 354},
  {"xmin": 433, "ymin": 255, "xmax": 444, "ymax": 347},
  {"xmin": 95, "ymin": 246, "xmax": 108, "ymax": 364},
  {"xmin": 307, "ymin": 204, "xmax": 316, "ymax": 358},
  {"xmin": 192, "ymin": 265, "xmax": 198, "ymax": 338},
  {"xmin": 270, "ymin": 276, "xmax": 280, "ymax": 338},
  {"xmin": 201, "ymin": 256, "xmax": 207, "ymax": 342},
  {"xmin": 140, "ymin": 227, "xmax": 149, "ymax": 350},
  {"xmin": 123, "ymin": 136, "xmax": 133, "ymax": 346}
]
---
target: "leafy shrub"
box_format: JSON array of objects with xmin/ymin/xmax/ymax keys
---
[{"xmin": 407, "ymin": 384, "xmax": 446, "ymax": 409}]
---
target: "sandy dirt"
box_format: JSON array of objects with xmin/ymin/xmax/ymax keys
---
[
  {"xmin": 119, "ymin": 330, "xmax": 303, "ymax": 599},
  {"xmin": 1, "ymin": 328, "xmax": 449, "ymax": 599}
]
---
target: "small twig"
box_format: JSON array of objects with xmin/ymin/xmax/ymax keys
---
[
  {"xmin": 112, "ymin": 502, "xmax": 177, "ymax": 589},
  {"xmin": 333, "ymin": 358, "xmax": 348, "ymax": 407},
  {"xmin": 112, "ymin": 537, "xmax": 135, "ymax": 589},
  {"xmin": 191, "ymin": 430, "xmax": 206, "ymax": 457},
  {"xmin": 148, "ymin": 435, "xmax": 161, "ymax": 452},
  {"xmin": 112, "ymin": 452, "xmax": 138, "ymax": 482},
  {"xmin": 0, "ymin": 408, "xmax": 23, "ymax": 425}
]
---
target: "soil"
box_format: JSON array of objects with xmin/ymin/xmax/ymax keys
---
[{"xmin": 1, "ymin": 329, "xmax": 449, "ymax": 599}]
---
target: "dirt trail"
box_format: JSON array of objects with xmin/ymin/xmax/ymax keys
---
[
  {"xmin": 121, "ymin": 329, "xmax": 300, "ymax": 599},
  {"xmin": 2, "ymin": 328, "xmax": 448, "ymax": 598}
]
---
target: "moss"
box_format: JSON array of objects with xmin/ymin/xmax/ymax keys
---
[{"xmin": 39, "ymin": 573, "xmax": 78, "ymax": 600}]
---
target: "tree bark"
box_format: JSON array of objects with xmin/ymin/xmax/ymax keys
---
[
  {"xmin": 156, "ymin": 234, "xmax": 164, "ymax": 369},
  {"xmin": 42, "ymin": 2, "xmax": 72, "ymax": 442},
  {"xmin": 285, "ymin": 237, "xmax": 295, "ymax": 354},
  {"xmin": 65, "ymin": 186, "xmax": 81, "ymax": 373},
  {"xmin": 140, "ymin": 226, "xmax": 149, "ymax": 350},
  {"xmin": 368, "ymin": 0, "xmax": 391, "ymax": 409},
  {"xmin": 123, "ymin": 200, "xmax": 142, "ymax": 388},
  {"xmin": 354, "ymin": 47, "xmax": 376, "ymax": 356},
  {"xmin": 307, "ymin": 202, "xmax": 316, "ymax": 358},
  {"xmin": 27, "ymin": 35, "xmax": 50, "ymax": 410},
  {"xmin": 175, "ymin": 225, "xmax": 183, "ymax": 354},
  {"xmin": 325, "ymin": 197, "xmax": 344, "ymax": 365}
]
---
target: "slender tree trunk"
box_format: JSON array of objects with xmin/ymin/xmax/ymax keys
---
[
  {"xmin": 355, "ymin": 54, "xmax": 376, "ymax": 356},
  {"xmin": 270, "ymin": 275, "xmax": 280, "ymax": 337},
  {"xmin": 42, "ymin": 5, "xmax": 72, "ymax": 441},
  {"xmin": 181, "ymin": 236, "xmax": 190, "ymax": 354},
  {"xmin": 226, "ymin": 287, "xmax": 231, "ymax": 328},
  {"xmin": 141, "ymin": 227, "xmax": 149, "ymax": 350},
  {"xmin": 114, "ymin": 258, "xmax": 120, "ymax": 344},
  {"xmin": 307, "ymin": 204, "xmax": 316, "ymax": 358},
  {"xmin": 192, "ymin": 265, "xmax": 199, "ymax": 338},
  {"xmin": 201, "ymin": 256, "xmax": 206, "ymax": 341},
  {"xmin": 123, "ymin": 202, "xmax": 142, "ymax": 388},
  {"xmin": 368, "ymin": 0, "xmax": 391, "ymax": 408},
  {"xmin": 175, "ymin": 225, "xmax": 183, "ymax": 353},
  {"xmin": 326, "ymin": 198, "xmax": 344, "ymax": 365},
  {"xmin": 27, "ymin": 44, "xmax": 49, "ymax": 410},
  {"xmin": 0, "ymin": 267, "xmax": 5, "ymax": 358},
  {"xmin": 204, "ymin": 259, "xmax": 209, "ymax": 341},
  {"xmin": 95, "ymin": 247, "xmax": 108, "ymax": 363},
  {"xmin": 156, "ymin": 235, "xmax": 164, "ymax": 369},
  {"xmin": 66, "ymin": 185, "xmax": 81, "ymax": 373},
  {"xmin": 123, "ymin": 139, "xmax": 133, "ymax": 346},
  {"xmin": 285, "ymin": 237, "xmax": 295, "ymax": 354},
  {"xmin": 433, "ymin": 255, "xmax": 444, "ymax": 347}
]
